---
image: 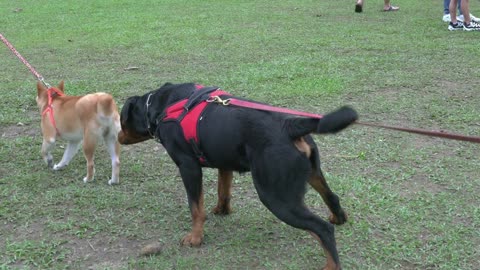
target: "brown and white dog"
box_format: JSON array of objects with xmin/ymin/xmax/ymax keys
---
[{"xmin": 36, "ymin": 81, "xmax": 121, "ymax": 185}]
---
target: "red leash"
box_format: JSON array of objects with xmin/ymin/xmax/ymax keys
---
[
  {"xmin": 208, "ymin": 96, "xmax": 480, "ymax": 144},
  {"xmin": 0, "ymin": 33, "xmax": 50, "ymax": 88},
  {"xmin": 1, "ymin": 33, "xmax": 64, "ymax": 134}
]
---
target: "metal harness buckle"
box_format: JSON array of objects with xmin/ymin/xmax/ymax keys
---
[{"xmin": 206, "ymin": 96, "xmax": 231, "ymax": 106}]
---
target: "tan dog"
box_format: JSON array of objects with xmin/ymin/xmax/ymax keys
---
[{"xmin": 36, "ymin": 81, "xmax": 121, "ymax": 185}]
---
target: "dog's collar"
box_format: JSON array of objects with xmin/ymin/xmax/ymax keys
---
[
  {"xmin": 144, "ymin": 93, "xmax": 157, "ymax": 139},
  {"xmin": 42, "ymin": 87, "xmax": 64, "ymax": 136}
]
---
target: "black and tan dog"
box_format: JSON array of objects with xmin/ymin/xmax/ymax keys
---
[{"xmin": 119, "ymin": 82, "xmax": 357, "ymax": 270}]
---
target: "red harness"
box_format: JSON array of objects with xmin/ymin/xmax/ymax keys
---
[
  {"xmin": 42, "ymin": 88, "xmax": 64, "ymax": 136},
  {"xmin": 162, "ymin": 85, "xmax": 230, "ymax": 164}
]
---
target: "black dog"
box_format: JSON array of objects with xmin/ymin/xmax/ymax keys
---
[{"xmin": 119, "ymin": 83, "xmax": 357, "ymax": 270}]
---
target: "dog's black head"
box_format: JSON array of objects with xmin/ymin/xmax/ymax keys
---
[
  {"xmin": 118, "ymin": 95, "xmax": 152, "ymax": 145},
  {"xmin": 118, "ymin": 82, "xmax": 197, "ymax": 145}
]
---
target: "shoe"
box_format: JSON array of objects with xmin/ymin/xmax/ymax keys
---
[
  {"xmin": 383, "ymin": 5, "xmax": 399, "ymax": 12},
  {"xmin": 458, "ymin": 14, "xmax": 480, "ymax": 23},
  {"xmin": 448, "ymin": 21, "xmax": 464, "ymax": 31},
  {"xmin": 463, "ymin": 21, "xmax": 480, "ymax": 31},
  {"xmin": 443, "ymin": 14, "xmax": 451, "ymax": 22},
  {"xmin": 355, "ymin": 3, "xmax": 363, "ymax": 13},
  {"xmin": 472, "ymin": 14, "xmax": 480, "ymax": 23},
  {"xmin": 443, "ymin": 13, "xmax": 463, "ymax": 22}
]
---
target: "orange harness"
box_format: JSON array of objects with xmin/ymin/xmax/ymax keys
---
[{"xmin": 42, "ymin": 88, "xmax": 64, "ymax": 136}]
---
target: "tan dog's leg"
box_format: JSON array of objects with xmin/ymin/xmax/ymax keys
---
[
  {"xmin": 41, "ymin": 137, "xmax": 56, "ymax": 168},
  {"xmin": 212, "ymin": 169, "xmax": 233, "ymax": 215},
  {"xmin": 53, "ymin": 140, "xmax": 81, "ymax": 170},
  {"xmin": 82, "ymin": 132, "xmax": 97, "ymax": 183},
  {"xmin": 105, "ymin": 136, "xmax": 120, "ymax": 185}
]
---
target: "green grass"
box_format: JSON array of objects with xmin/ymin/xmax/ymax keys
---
[{"xmin": 1, "ymin": 0, "xmax": 480, "ymax": 269}]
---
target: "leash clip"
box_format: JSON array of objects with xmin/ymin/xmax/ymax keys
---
[
  {"xmin": 39, "ymin": 77, "xmax": 51, "ymax": 88},
  {"xmin": 206, "ymin": 96, "xmax": 230, "ymax": 106}
]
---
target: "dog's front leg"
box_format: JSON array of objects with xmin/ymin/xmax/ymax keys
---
[
  {"xmin": 53, "ymin": 140, "xmax": 81, "ymax": 171},
  {"xmin": 41, "ymin": 138, "xmax": 56, "ymax": 168},
  {"xmin": 179, "ymin": 163, "xmax": 205, "ymax": 247}
]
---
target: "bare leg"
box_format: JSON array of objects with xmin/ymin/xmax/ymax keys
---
[{"xmin": 460, "ymin": 0, "xmax": 471, "ymax": 24}]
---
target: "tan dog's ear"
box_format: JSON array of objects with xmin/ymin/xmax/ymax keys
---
[
  {"xmin": 58, "ymin": 80, "xmax": 65, "ymax": 92},
  {"xmin": 37, "ymin": 80, "xmax": 46, "ymax": 96}
]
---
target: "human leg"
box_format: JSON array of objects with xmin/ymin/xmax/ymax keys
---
[{"xmin": 355, "ymin": 0, "xmax": 363, "ymax": 13}]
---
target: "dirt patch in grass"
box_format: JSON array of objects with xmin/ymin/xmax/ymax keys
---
[
  {"xmin": 62, "ymin": 235, "xmax": 147, "ymax": 269},
  {"xmin": 0, "ymin": 123, "xmax": 39, "ymax": 138}
]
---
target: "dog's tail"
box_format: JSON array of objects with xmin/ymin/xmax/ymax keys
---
[
  {"xmin": 96, "ymin": 94, "xmax": 121, "ymax": 135},
  {"xmin": 283, "ymin": 106, "xmax": 358, "ymax": 139}
]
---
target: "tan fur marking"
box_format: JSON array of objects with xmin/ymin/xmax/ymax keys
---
[
  {"xmin": 308, "ymin": 231, "xmax": 341, "ymax": 270},
  {"xmin": 181, "ymin": 192, "xmax": 206, "ymax": 247},
  {"xmin": 212, "ymin": 169, "xmax": 233, "ymax": 215},
  {"xmin": 294, "ymin": 137, "xmax": 311, "ymax": 157}
]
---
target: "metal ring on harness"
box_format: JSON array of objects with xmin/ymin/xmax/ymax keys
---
[{"xmin": 206, "ymin": 96, "xmax": 231, "ymax": 106}]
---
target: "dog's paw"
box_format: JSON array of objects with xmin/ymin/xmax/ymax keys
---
[
  {"xmin": 212, "ymin": 204, "xmax": 232, "ymax": 215},
  {"xmin": 108, "ymin": 178, "xmax": 119, "ymax": 185},
  {"xmin": 180, "ymin": 232, "xmax": 203, "ymax": 247},
  {"xmin": 53, "ymin": 163, "xmax": 64, "ymax": 171},
  {"xmin": 47, "ymin": 159, "xmax": 54, "ymax": 169},
  {"xmin": 329, "ymin": 211, "xmax": 348, "ymax": 225},
  {"xmin": 83, "ymin": 176, "xmax": 94, "ymax": 183}
]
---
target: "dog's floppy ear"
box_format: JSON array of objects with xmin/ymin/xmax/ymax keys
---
[{"xmin": 120, "ymin": 97, "xmax": 135, "ymax": 124}]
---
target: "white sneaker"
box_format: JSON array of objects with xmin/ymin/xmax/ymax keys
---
[
  {"xmin": 463, "ymin": 21, "xmax": 480, "ymax": 31},
  {"xmin": 443, "ymin": 14, "xmax": 463, "ymax": 22},
  {"xmin": 457, "ymin": 14, "xmax": 480, "ymax": 23},
  {"xmin": 470, "ymin": 14, "xmax": 480, "ymax": 23},
  {"xmin": 443, "ymin": 14, "xmax": 451, "ymax": 22}
]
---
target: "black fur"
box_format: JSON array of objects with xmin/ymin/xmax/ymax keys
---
[{"xmin": 119, "ymin": 83, "xmax": 357, "ymax": 269}]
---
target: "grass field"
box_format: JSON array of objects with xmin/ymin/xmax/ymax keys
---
[{"xmin": 1, "ymin": 0, "xmax": 479, "ymax": 269}]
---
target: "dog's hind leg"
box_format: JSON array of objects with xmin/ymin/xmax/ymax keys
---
[
  {"xmin": 250, "ymin": 148, "xmax": 341, "ymax": 270},
  {"xmin": 212, "ymin": 169, "xmax": 233, "ymax": 215},
  {"xmin": 53, "ymin": 140, "xmax": 81, "ymax": 171},
  {"xmin": 253, "ymin": 177, "xmax": 341, "ymax": 270},
  {"xmin": 178, "ymin": 159, "xmax": 206, "ymax": 247},
  {"xmin": 305, "ymin": 140, "xmax": 347, "ymax": 225},
  {"xmin": 82, "ymin": 131, "xmax": 97, "ymax": 183},
  {"xmin": 308, "ymin": 170, "xmax": 348, "ymax": 225},
  {"xmin": 104, "ymin": 135, "xmax": 120, "ymax": 185}
]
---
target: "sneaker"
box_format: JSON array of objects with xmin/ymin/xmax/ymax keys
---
[
  {"xmin": 443, "ymin": 14, "xmax": 451, "ymax": 22},
  {"xmin": 448, "ymin": 21, "xmax": 464, "ymax": 31},
  {"xmin": 472, "ymin": 14, "xmax": 480, "ymax": 23},
  {"xmin": 458, "ymin": 14, "xmax": 480, "ymax": 23},
  {"xmin": 463, "ymin": 21, "xmax": 480, "ymax": 31},
  {"xmin": 443, "ymin": 13, "xmax": 464, "ymax": 22}
]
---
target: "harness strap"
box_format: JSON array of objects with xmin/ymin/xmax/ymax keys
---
[
  {"xmin": 162, "ymin": 87, "xmax": 231, "ymax": 165},
  {"xmin": 184, "ymin": 86, "xmax": 219, "ymax": 111},
  {"xmin": 41, "ymin": 87, "xmax": 64, "ymax": 136}
]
